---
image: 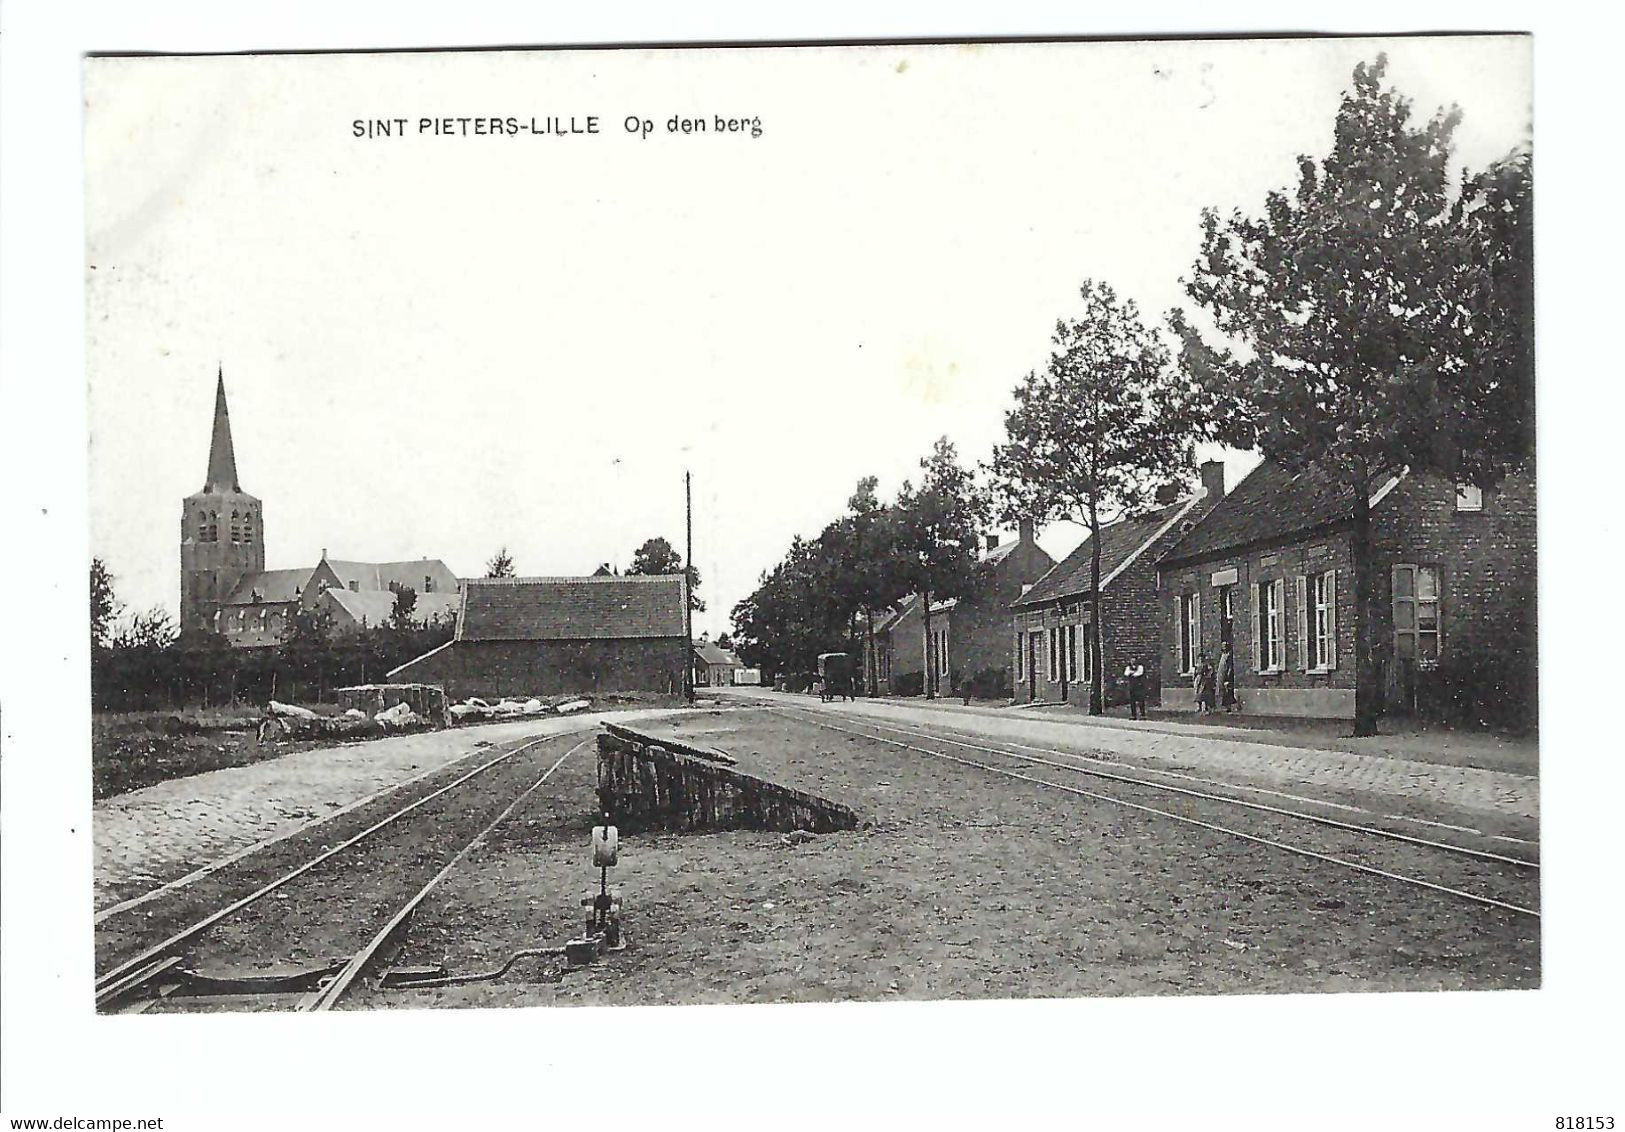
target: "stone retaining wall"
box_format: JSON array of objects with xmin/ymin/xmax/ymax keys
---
[{"xmin": 596, "ymin": 728, "xmax": 858, "ymax": 834}]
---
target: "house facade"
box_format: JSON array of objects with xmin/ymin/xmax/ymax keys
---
[
  {"xmin": 1012, "ymin": 461, "xmax": 1227, "ymax": 709},
  {"xmin": 693, "ymin": 640, "xmax": 743, "ymax": 686},
  {"xmin": 869, "ymin": 521, "xmax": 1054, "ymax": 696},
  {"xmin": 1156, "ymin": 459, "xmax": 1536, "ymax": 719},
  {"xmin": 389, "ymin": 574, "xmax": 689, "ymax": 699}
]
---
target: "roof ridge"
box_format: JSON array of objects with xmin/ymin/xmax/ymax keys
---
[{"xmin": 468, "ymin": 574, "xmax": 682, "ymax": 586}]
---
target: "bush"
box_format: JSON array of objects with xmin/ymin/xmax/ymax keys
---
[
  {"xmin": 893, "ymin": 671, "xmax": 924, "ymax": 698},
  {"xmin": 1413, "ymin": 650, "xmax": 1537, "ymax": 733},
  {"xmin": 962, "ymin": 666, "xmax": 1012, "ymax": 701}
]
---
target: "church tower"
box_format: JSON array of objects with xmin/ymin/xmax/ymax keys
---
[{"xmin": 180, "ymin": 368, "xmax": 265, "ymax": 634}]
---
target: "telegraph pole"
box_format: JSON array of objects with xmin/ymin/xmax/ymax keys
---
[{"xmin": 684, "ymin": 469, "xmax": 695, "ymax": 702}]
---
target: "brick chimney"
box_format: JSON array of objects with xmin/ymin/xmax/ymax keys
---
[
  {"xmin": 985, "ymin": 534, "xmax": 1000, "ymax": 552},
  {"xmin": 1200, "ymin": 460, "xmax": 1226, "ymax": 500},
  {"xmin": 1018, "ymin": 517, "xmax": 1035, "ymax": 544}
]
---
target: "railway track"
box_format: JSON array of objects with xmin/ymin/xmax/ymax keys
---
[
  {"xmin": 95, "ymin": 730, "xmax": 592, "ymax": 1013},
  {"xmin": 773, "ymin": 705, "xmax": 1540, "ymax": 919}
]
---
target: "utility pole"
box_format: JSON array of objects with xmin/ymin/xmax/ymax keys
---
[{"xmin": 684, "ymin": 469, "xmax": 695, "ymax": 703}]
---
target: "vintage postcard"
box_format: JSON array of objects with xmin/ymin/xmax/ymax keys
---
[{"xmin": 81, "ymin": 36, "xmax": 1538, "ymax": 1025}]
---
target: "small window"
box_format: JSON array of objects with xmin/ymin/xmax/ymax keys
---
[
  {"xmin": 1047, "ymin": 627, "xmax": 1059, "ymax": 681},
  {"xmin": 425, "ymin": 575, "xmax": 434, "ymax": 593},
  {"xmin": 1064, "ymin": 624, "xmax": 1078, "ymax": 683},
  {"xmin": 1014, "ymin": 633, "xmax": 1025, "ymax": 681},
  {"xmin": 1455, "ymin": 484, "xmax": 1483, "ymax": 512},
  {"xmin": 348, "ymin": 580, "xmax": 359, "ymax": 592}
]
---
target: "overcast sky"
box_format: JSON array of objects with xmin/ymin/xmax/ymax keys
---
[{"xmin": 85, "ymin": 35, "xmax": 1531, "ymax": 639}]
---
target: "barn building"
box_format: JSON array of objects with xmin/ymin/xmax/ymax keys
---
[
  {"xmin": 180, "ymin": 370, "xmax": 458, "ymax": 646},
  {"xmin": 1155, "ymin": 458, "xmax": 1536, "ymax": 719},
  {"xmin": 1012, "ymin": 462, "xmax": 1226, "ymax": 709},
  {"xmin": 389, "ymin": 574, "xmax": 689, "ymax": 699}
]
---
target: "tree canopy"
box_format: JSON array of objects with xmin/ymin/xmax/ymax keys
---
[
  {"xmin": 627, "ymin": 536, "xmax": 705, "ymax": 613},
  {"xmin": 1167, "ymin": 55, "xmax": 1534, "ymax": 733},
  {"xmin": 484, "ymin": 547, "xmax": 517, "ymax": 578},
  {"xmin": 991, "ymin": 279, "xmax": 1197, "ymax": 712}
]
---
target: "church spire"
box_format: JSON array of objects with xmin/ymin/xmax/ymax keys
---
[{"xmin": 205, "ymin": 365, "xmax": 240, "ymax": 492}]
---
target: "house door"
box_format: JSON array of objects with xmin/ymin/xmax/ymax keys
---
[{"xmin": 1026, "ymin": 632, "xmax": 1041, "ymax": 702}]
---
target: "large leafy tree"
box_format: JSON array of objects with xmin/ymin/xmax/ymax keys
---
[
  {"xmin": 628, "ymin": 536, "xmax": 705, "ymax": 613},
  {"xmin": 838, "ymin": 477, "xmax": 911, "ymax": 695},
  {"xmin": 1168, "ymin": 55, "xmax": 1533, "ymax": 735},
  {"xmin": 992, "ymin": 279, "xmax": 1197, "ymax": 714},
  {"xmin": 731, "ymin": 534, "xmax": 845, "ymax": 679},
  {"xmin": 892, "ymin": 438, "xmax": 988, "ymax": 698}
]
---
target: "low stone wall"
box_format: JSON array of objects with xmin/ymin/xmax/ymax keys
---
[{"xmin": 596, "ymin": 727, "xmax": 859, "ymax": 834}]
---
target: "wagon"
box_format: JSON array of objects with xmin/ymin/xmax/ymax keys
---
[{"xmin": 816, "ymin": 652, "xmax": 853, "ymax": 702}]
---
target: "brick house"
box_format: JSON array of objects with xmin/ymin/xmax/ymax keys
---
[
  {"xmin": 1012, "ymin": 462, "xmax": 1227, "ymax": 708},
  {"xmin": 869, "ymin": 522, "xmax": 1053, "ymax": 696},
  {"xmin": 1155, "ymin": 458, "xmax": 1536, "ymax": 719},
  {"xmin": 389, "ymin": 574, "xmax": 689, "ymax": 699}
]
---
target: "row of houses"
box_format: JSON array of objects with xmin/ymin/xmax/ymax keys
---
[{"xmin": 867, "ymin": 456, "xmax": 1535, "ymax": 720}]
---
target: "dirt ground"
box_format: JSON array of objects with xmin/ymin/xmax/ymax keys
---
[
  {"xmin": 92, "ymin": 709, "xmax": 315, "ymax": 798},
  {"xmin": 368, "ymin": 706, "xmax": 1538, "ymax": 1010}
]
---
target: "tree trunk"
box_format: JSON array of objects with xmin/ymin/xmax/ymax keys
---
[
  {"xmin": 1088, "ymin": 501, "xmax": 1104, "ymax": 715},
  {"xmin": 1351, "ymin": 486, "xmax": 1380, "ymax": 737},
  {"xmin": 922, "ymin": 590, "xmax": 934, "ymax": 698},
  {"xmin": 866, "ymin": 609, "xmax": 877, "ymax": 697}
]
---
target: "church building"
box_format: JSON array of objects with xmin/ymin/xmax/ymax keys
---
[{"xmin": 180, "ymin": 370, "xmax": 460, "ymax": 647}]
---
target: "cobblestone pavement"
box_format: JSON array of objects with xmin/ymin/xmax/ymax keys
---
[
  {"xmin": 720, "ymin": 690, "xmax": 1537, "ymax": 823},
  {"xmin": 93, "ymin": 709, "xmax": 679, "ymax": 913}
]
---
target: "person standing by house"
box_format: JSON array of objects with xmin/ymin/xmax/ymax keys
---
[
  {"xmin": 1124, "ymin": 659, "xmax": 1147, "ymax": 719},
  {"xmin": 1195, "ymin": 655, "xmax": 1215, "ymax": 714},
  {"xmin": 1218, "ymin": 641, "xmax": 1237, "ymax": 714}
]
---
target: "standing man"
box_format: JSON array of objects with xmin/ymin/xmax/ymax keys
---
[
  {"xmin": 1123, "ymin": 659, "xmax": 1147, "ymax": 719},
  {"xmin": 1218, "ymin": 641, "xmax": 1237, "ymax": 714}
]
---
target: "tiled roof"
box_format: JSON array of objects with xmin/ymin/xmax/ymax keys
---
[
  {"xmin": 1016, "ymin": 498, "xmax": 1198, "ymax": 606},
  {"xmin": 693, "ymin": 640, "xmax": 737, "ymax": 666},
  {"xmin": 1158, "ymin": 461, "xmax": 1391, "ymax": 567},
  {"xmin": 325, "ymin": 588, "xmax": 461, "ymax": 627},
  {"xmin": 225, "ymin": 567, "xmax": 313, "ymax": 605},
  {"xmin": 458, "ymin": 575, "xmax": 686, "ymax": 642},
  {"xmin": 326, "ymin": 559, "xmax": 457, "ymax": 594}
]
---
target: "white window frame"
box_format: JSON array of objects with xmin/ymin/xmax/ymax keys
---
[
  {"xmin": 1257, "ymin": 578, "xmax": 1284, "ymax": 672},
  {"xmin": 1312, "ymin": 571, "xmax": 1336, "ymax": 671},
  {"xmin": 1455, "ymin": 484, "xmax": 1483, "ymax": 512},
  {"xmin": 1178, "ymin": 592, "xmax": 1199, "ymax": 675},
  {"xmin": 1014, "ymin": 632, "xmax": 1024, "ymax": 682},
  {"xmin": 1047, "ymin": 626, "xmax": 1059, "ymax": 681},
  {"xmin": 1064, "ymin": 624, "xmax": 1077, "ymax": 683}
]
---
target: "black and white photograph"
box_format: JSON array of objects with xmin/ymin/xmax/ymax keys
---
[{"xmin": 2, "ymin": 8, "xmax": 1618, "ymax": 1127}]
